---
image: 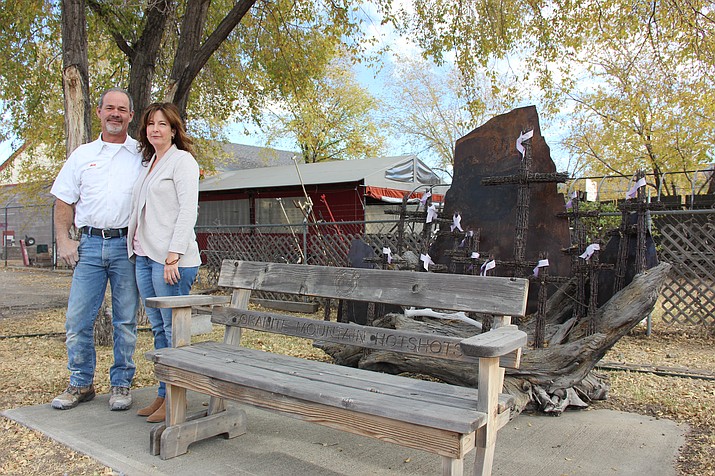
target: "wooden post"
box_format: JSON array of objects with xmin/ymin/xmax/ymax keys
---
[{"xmin": 171, "ymin": 307, "xmax": 192, "ymax": 348}]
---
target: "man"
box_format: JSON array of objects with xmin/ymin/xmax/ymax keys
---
[{"xmin": 50, "ymin": 87, "xmax": 143, "ymax": 411}]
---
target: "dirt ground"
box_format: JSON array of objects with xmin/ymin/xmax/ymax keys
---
[
  {"xmin": 0, "ymin": 266, "xmax": 713, "ymax": 475},
  {"xmin": 0, "ymin": 266, "xmax": 74, "ymax": 317}
]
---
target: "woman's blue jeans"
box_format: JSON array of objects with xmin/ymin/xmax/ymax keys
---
[
  {"xmin": 65, "ymin": 233, "xmax": 139, "ymax": 388},
  {"xmin": 135, "ymin": 255, "xmax": 198, "ymax": 398}
]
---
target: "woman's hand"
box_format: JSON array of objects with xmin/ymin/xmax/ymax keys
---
[{"xmin": 164, "ymin": 253, "xmax": 181, "ymax": 285}]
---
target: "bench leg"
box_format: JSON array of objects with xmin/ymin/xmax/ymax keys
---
[
  {"xmin": 473, "ymin": 433, "xmax": 496, "ymax": 476},
  {"xmin": 473, "ymin": 356, "xmax": 503, "ymax": 476},
  {"xmin": 150, "ymin": 409, "xmax": 209, "ymax": 456},
  {"xmin": 441, "ymin": 456, "xmax": 464, "ymax": 476},
  {"xmin": 159, "ymin": 405, "xmax": 248, "ymax": 459},
  {"xmin": 166, "ymin": 384, "xmax": 187, "ymax": 427},
  {"xmin": 207, "ymin": 395, "xmax": 225, "ymax": 415}
]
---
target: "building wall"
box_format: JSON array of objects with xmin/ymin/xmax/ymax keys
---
[{"xmin": 198, "ymin": 182, "xmax": 368, "ymax": 226}]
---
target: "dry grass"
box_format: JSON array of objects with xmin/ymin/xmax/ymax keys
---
[
  {"xmin": 0, "ymin": 289, "xmax": 713, "ymax": 475},
  {"xmin": 0, "ymin": 306, "xmax": 328, "ymax": 475}
]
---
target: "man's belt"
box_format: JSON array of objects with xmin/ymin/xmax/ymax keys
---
[{"xmin": 80, "ymin": 226, "xmax": 129, "ymax": 239}]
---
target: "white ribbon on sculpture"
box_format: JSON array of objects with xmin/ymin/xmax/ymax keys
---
[
  {"xmin": 516, "ymin": 129, "xmax": 534, "ymax": 157},
  {"xmin": 533, "ymin": 258, "xmax": 550, "ymax": 277},
  {"xmin": 404, "ymin": 307, "xmax": 482, "ymax": 329},
  {"xmin": 459, "ymin": 230, "xmax": 473, "ymax": 247},
  {"xmin": 426, "ymin": 204, "xmax": 438, "ymax": 223},
  {"xmin": 420, "ymin": 191, "xmax": 432, "ymax": 206},
  {"xmin": 565, "ymin": 191, "xmax": 578, "ymax": 209},
  {"xmin": 382, "ymin": 247, "xmax": 392, "ymax": 264},
  {"xmin": 626, "ymin": 177, "xmax": 647, "ymax": 199},
  {"xmin": 420, "ymin": 253, "xmax": 434, "ymax": 271},
  {"xmin": 471, "ymin": 251, "xmax": 480, "ymax": 259},
  {"xmin": 451, "ymin": 212, "xmax": 463, "ymax": 232},
  {"xmin": 579, "ymin": 243, "xmax": 601, "ymax": 261},
  {"xmin": 480, "ymin": 259, "xmax": 496, "ymax": 276}
]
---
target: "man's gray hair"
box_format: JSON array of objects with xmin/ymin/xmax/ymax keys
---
[{"xmin": 98, "ymin": 87, "xmax": 134, "ymax": 112}]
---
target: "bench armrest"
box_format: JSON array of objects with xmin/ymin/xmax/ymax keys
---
[
  {"xmin": 146, "ymin": 295, "xmax": 230, "ymax": 309},
  {"xmin": 460, "ymin": 325, "xmax": 527, "ymax": 358},
  {"xmin": 145, "ymin": 295, "xmax": 230, "ymax": 348}
]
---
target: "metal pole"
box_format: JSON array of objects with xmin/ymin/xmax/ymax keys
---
[
  {"xmin": 302, "ymin": 221, "xmax": 308, "ymax": 265},
  {"xmin": 276, "ymin": 198, "xmax": 305, "ymax": 263},
  {"xmin": 690, "ymin": 170, "xmax": 698, "ymax": 210},
  {"xmin": 292, "ymin": 156, "xmax": 314, "ymax": 218},
  {"xmin": 51, "ymin": 201, "xmax": 56, "ymax": 269},
  {"xmin": 3, "ymin": 207, "xmax": 7, "ymax": 267}
]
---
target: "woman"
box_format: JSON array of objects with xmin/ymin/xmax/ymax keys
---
[{"xmin": 128, "ymin": 102, "xmax": 201, "ymax": 422}]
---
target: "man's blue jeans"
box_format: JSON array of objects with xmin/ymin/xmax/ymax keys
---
[
  {"xmin": 65, "ymin": 234, "xmax": 139, "ymax": 388},
  {"xmin": 135, "ymin": 255, "xmax": 198, "ymax": 398}
]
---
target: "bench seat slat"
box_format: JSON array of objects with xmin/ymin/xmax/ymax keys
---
[
  {"xmin": 149, "ymin": 342, "xmax": 489, "ymax": 434},
  {"xmin": 154, "ymin": 364, "xmax": 476, "ymax": 459},
  {"xmin": 155, "ymin": 341, "xmax": 513, "ymax": 412},
  {"xmin": 218, "ymin": 260, "xmax": 529, "ymax": 316}
]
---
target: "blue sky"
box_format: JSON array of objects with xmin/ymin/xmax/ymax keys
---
[{"xmin": 0, "ymin": 140, "xmax": 12, "ymax": 162}]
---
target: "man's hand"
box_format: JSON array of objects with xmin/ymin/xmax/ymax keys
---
[
  {"xmin": 57, "ymin": 236, "xmax": 80, "ymax": 268},
  {"xmin": 54, "ymin": 199, "xmax": 79, "ymax": 268}
]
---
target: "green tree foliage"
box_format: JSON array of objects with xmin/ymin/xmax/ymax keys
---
[
  {"xmin": 0, "ymin": 0, "xmax": 370, "ymax": 189},
  {"xmin": 380, "ymin": 0, "xmax": 715, "ymax": 182},
  {"xmin": 378, "ymin": 0, "xmax": 557, "ymax": 105},
  {"xmin": 3, "ymin": 0, "xmax": 715, "ymax": 196},
  {"xmin": 556, "ymin": 1, "xmax": 715, "ymax": 192},
  {"xmin": 262, "ymin": 56, "xmax": 386, "ymax": 163},
  {"xmin": 0, "ymin": 1, "xmax": 66, "ymax": 187}
]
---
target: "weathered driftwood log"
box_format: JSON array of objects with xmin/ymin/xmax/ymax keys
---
[{"xmin": 317, "ymin": 262, "xmax": 672, "ymax": 415}]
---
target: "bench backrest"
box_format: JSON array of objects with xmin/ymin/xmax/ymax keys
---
[
  {"xmin": 218, "ymin": 260, "xmax": 529, "ymax": 315},
  {"xmin": 213, "ymin": 260, "xmax": 529, "ymax": 366}
]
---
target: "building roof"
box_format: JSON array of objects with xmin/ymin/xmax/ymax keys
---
[
  {"xmin": 200, "ymin": 155, "xmax": 447, "ymax": 196},
  {"xmin": 215, "ymin": 143, "xmax": 297, "ymax": 171}
]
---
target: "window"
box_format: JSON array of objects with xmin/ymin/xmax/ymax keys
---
[{"xmin": 197, "ymin": 199, "xmax": 249, "ymax": 227}]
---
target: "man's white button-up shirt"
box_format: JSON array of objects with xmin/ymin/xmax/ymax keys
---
[{"xmin": 51, "ymin": 135, "xmax": 143, "ymax": 229}]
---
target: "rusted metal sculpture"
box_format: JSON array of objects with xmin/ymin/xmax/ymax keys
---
[{"xmin": 481, "ymin": 133, "xmax": 569, "ymax": 278}]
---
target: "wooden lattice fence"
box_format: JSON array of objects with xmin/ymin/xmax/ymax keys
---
[
  {"xmin": 652, "ymin": 211, "xmax": 715, "ymax": 326},
  {"xmin": 197, "ymin": 209, "xmax": 715, "ymax": 328},
  {"xmin": 197, "ymin": 221, "xmax": 428, "ymax": 301}
]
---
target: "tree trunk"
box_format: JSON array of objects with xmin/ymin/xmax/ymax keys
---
[
  {"xmin": 166, "ymin": 0, "xmax": 258, "ymax": 118},
  {"xmin": 87, "ymin": 0, "xmax": 258, "ymax": 130},
  {"xmin": 93, "ymin": 303, "xmax": 112, "ymax": 347},
  {"xmin": 318, "ymin": 262, "xmax": 672, "ymax": 415},
  {"xmin": 125, "ymin": 0, "xmax": 170, "ymax": 136},
  {"xmin": 61, "ymin": 0, "xmax": 91, "ymax": 156}
]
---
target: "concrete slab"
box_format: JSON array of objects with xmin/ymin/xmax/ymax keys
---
[{"xmin": 3, "ymin": 387, "xmax": 686, "ymax": 476}]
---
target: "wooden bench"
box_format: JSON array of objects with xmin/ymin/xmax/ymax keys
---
[{"xmin": 145, "ymin": 260, "xmax": 528, "ymax": 476}]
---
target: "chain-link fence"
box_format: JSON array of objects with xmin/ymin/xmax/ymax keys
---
[{"xmin": 1, "ymin": 204, "xmax": 54, "ymax": 267}]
